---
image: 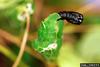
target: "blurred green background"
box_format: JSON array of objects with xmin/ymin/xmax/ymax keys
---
[{"xmin": 0, "ymin": 0, "xmax": 100, "ymax": 67}]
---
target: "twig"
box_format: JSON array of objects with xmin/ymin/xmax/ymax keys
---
[
  {"xmin": 0, "ymin": 29, "xmax": 21, "ymax": 45},
  {"xmin": 0, "ymin": 44, "xmax": 28, "ymax": 67},
  {"xmin": 33, "ymin": 0, "xmax": 43, "ymax": 29},
  {"xmin": 0, "ymin": 29, "xmax": 46, "ymax": 64},
  {"xmin": 12, "ymin": 11, "xmax": 30, "ymax": 67}
]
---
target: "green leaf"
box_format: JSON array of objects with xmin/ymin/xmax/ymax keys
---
[
  {"xmin": 0, "ymin": 0, "xmax": 35, "ymax": 35},
  {"xmin": 32, "ymin": 13, "xmax": 64, "ymax": 61}
]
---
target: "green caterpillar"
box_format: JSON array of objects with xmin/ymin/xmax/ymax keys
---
[{"xmin": 32, "ymin": 13, "xmax": 64, "ymax": 61}]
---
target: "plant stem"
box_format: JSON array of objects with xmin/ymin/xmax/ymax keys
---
[
  {"xmin": 12, "ymin": 12, "xmax": 30, "ymax": 67},
  {"xmin": 0, "ymin": 44, "xmax": 28, "ymax": 67},
  {"xmin": 0, "ymin": 29, "xmax": 46, "ymax": 64}
]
